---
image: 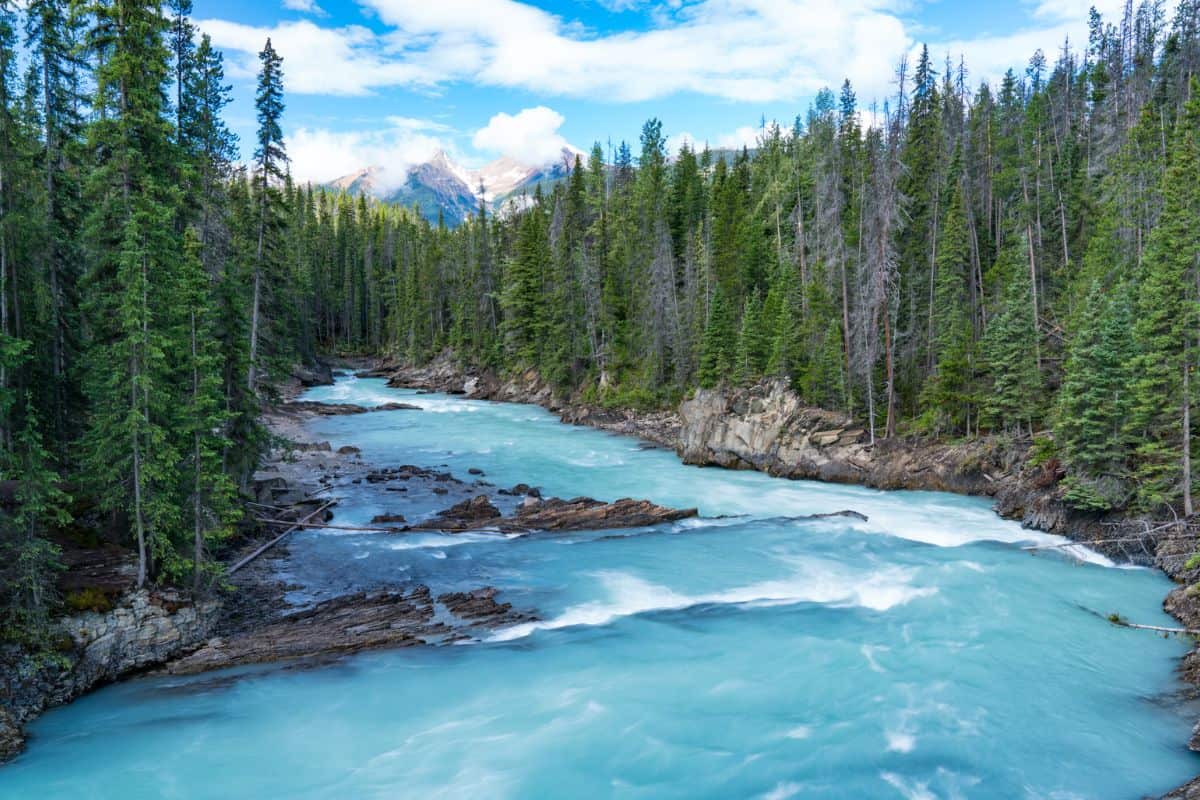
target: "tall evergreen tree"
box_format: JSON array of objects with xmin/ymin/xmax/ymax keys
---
[
  {"xmin": 1127, "ymin": 81, "xmax": 1200, "ymax": 513},
  {"xmin": 79, "ymin": 0, "xmax": 184, "ymax": 587},
  {"xmin": 247, "ymin": 38, "xmax": 286, "ymax": 393}
]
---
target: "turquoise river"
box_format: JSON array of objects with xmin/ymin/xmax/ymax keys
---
[{"xmin": 2, "ymin": 376, "xmax": 1199, "ymax": 799}]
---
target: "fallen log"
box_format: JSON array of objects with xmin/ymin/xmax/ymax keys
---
[
  {"xmin": 254, "ymin": 517, "xmax": 403, "ymax": 534},
  {"xmin": 229, "ymin": 500, "xmax": 336, "ymax": 574}
]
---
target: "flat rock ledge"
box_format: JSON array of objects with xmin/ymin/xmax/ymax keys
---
[
  {"xmin": 280, "ymin": 400, "xmax": 421, "ymax": 416},
  {"xmin": 167, "ymin": 585, "xmax": 533, "ymax": 675},
  {"xmin": 414, "ymin": 494, "xmax": 698, "ymax": 533}
]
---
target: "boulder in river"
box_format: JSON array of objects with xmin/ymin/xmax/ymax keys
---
[
  {"xmin": 280, "ymin": 400, "xmax": 421, "ymax": 416},
  {"xmin": 416, "ymin": 493, "xmax": 697, "ymax": 533}
]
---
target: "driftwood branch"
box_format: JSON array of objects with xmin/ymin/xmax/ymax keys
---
[
  {"xmin": 1081, "ymin": 605, "xmax": 1200, "ymax": 636},
  {"xmin": 254, "ymin": 517, "xmax": 402, "ymax": 534},
  {"xmin": 229, "ymin": 500, "xmax": 336, "ymax": 574}
]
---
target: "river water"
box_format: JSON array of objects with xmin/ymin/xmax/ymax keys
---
[{"xmin": 3, "ymin": 377, "xmax": 1198, "ymax": 799}]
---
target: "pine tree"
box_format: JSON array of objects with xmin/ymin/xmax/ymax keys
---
[
  {"xmin": 0, "ymin": 396, "xmax": 66, "ymax": 645},
  {"xmin": 79, "ymin": 0, "xmax": 184, "ymax": 587},
  {"xmin": 1057, "ymin": 284, "xmax": 1136, "ymax": 510},
  {"xmin": 248, "ymin": 38, "xmax": 286, "ymax": 393},
  {"xmin": 1127, "ymin": 82, "xmax": 1200, "ymax": 513},
  {"xmin": 698, "ymin": 284, "xmax": 736, "ymax": 388}
]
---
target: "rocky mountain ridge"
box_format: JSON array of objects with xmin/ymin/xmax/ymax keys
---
[{"xmin": 326, "ymin": 146, "xmax": 583, "ymax": 226}]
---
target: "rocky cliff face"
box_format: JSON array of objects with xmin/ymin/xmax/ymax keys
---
[
  {"xmin": 0, "ymin": 591, "xmax": 219, "ymax": 761},
  {"xmin": 684, "ymin": 382, "xmax": 1088, "ymax": 534}
]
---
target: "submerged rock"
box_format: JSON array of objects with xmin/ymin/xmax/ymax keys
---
[{"xmin": 437, "ymin": 588, "xmax": 534, "ymax": 625}]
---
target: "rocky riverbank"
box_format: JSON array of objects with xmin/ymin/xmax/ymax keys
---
[
  {"xmin": 0, "ymin": 368, "xmax": 698, "ymax": 764},
  {"xmin": 381, "ymin": 354, "xmax": 1194, "ymax": 575},
  {"xmin": 0, "ymin": 591, "xmax": 220, "ymax": 761}
]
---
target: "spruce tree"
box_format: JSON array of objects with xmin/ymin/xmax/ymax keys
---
[
  {"xmin": 919, "ymin": 182, "xmax": 975, "ymax": 434},
  {"xmin": 248, "ymin": 38, "xmax": 286, "ymax": 393},
  {"xmin": 1127, "ymin": 82, "xmax": 1200, "ymax": 513},
  {"xmin": 79, "ymin": 0, "xmax": 183, "ymax": 587},
  {"xmin": 0, "ymin": 396, "xmax": 67, "ymax": 645},
  {"xmin": 698, "ymin": 285, "xmax": 736, "ymax": 388},
  {"xmin": 980, "ymin": 269, "xmax": 1041, "ymax": 435},
  {"xmin": 25, "ymin": 0, "xmax": 85, "ymax": 444},
  {"xmin": 177, "ymin": 233, "xmax": 238, "ymax": 592},
  {"xmin": 500, "ymin": 209, "xmax": 548, "ymax": 364},
  {"xmin": 1057, "ymin": 285, "xmax": 1136, "ymax": 510},
  {"xmin": 734, "ymin": 292, "xmax": 767, "ymax": 384}
]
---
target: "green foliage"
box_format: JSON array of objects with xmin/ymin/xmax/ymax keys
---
[
  {"xmin": 1126, "ymin": 83, "xmax": 1200, "ymax": 511},
  {"xmin": 734, "ymin": 292, "xmax": 767, "ymax": 384},
  {"xmin": 980, "ymin": 265, "xmax": 1041, "ymax": 434},
  {"xmin": 698, "ymin": 285, "xmax": 736, "ymax": 388},
  {"xmin": 0, "ymin": 398, "xmax": 67, "ymax": 644},
  {"xmin": 63, "ymin": 587, "xmax": 112, "ymax": 614}
]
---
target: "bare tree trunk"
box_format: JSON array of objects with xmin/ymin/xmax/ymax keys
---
[
  {"xmin": 0, "ymin": 156, "xmax": 8, "ymax": 448},
  {"xmin": 1184, "ymin": 358, "xmax": 1193, "ymax": 517},
  {"xmin": 192, "ymin": 309, "xmax": 204, "ymax": 594},
  {"xmin": 884, "ymin": 304, "xmax": 896, "ymax": 439}
]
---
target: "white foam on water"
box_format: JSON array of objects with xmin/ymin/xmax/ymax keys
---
[
  {"xmin": 885, "ymin": 729, "xmax": 916, "ymax": 753},
  {"xmin": 385, "ymin": 532, "xmax": 514, "ymax": 551},
  {"xmin": 783, "ymin": 725, "xmax": 812, "ymax": 740},
  {"xmin": 880, "ymin": 772, "xmax": 936, "ymax": 800},
  {"xmin": 861, "ymin": 644, "xmax": 889, "ymax": 673},
  {"xmin": 490, "ymin": 564, "xmax": 936, "ymax": 642},
  {"xmin": 762, "ymin": 782, "xmax": 803, "ymax": 800}
]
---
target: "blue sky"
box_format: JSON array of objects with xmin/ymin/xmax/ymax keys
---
[{"xmin": 191, "ymin": 0, "xmax": 1124, "ymax": 182}]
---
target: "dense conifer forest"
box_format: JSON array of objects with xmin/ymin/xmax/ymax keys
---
[{"xmin": 3, "ymin": 0, "xmax": 1200, "ymax": 646}]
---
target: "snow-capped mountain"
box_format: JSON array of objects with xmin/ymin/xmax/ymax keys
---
[{"xmin": 325, "ymin": 147, "xmax": 584, "ymax": 226}]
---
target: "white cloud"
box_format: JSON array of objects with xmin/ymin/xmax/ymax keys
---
[
  {"xmin": 472, "ymin": 107, "xmax": 570, "ymax": 166},
  {"xmin": 204, "ymin": 0, "xmax": 1137, "ymax": 109},
  {"xmin": 286, "ymin": 119, "xmax": 452, "ymax": 192},
  {"xmin": 926, "ymin": 0, "xmax": 1129, "ymax": 90},
  {"xmin": 668, "ymin": 125, "xmax": 762, "ymax": 154},
  {"xmin": 281, "ymin": 0, "xmax": 326, "ymax": 16},
  {"xmin": 202, "ymin": 0, "xmax": 913, "ymax": 103},
  {"xmin": 198, "ymin": 19, "xmax": 441, "ymax": 96}
]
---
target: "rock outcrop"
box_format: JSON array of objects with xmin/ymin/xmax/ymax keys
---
[
  {"xmin": 676, "ymin": 381, "xmax": 1121, "ymax": 556},
  {"xmin": 281, "ymin": 400, "xmax": 421, "ymax": 416},
  {"xmin": 415, "ymin": 494, "xmax": 697, "ymax": 533},
  {"xmin": 0, "ymin": 591, "xmax": 219, "ymax": 761}
]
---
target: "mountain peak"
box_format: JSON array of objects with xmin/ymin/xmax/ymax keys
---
[{"xmin": 324, "ymin": 148, "xmax": 581, "ymax": 226}]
